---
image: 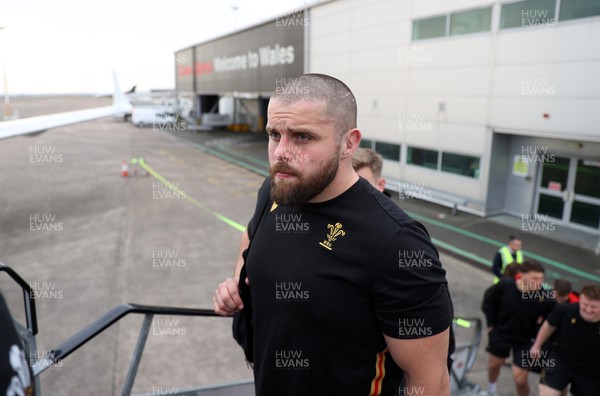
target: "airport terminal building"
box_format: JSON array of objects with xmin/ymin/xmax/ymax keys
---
[{"xmin": 175, "ymin": 0, "xmax": 600, "ymax": 235}]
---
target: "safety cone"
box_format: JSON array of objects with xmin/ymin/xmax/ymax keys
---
[{"xmin": 121, "ymin": 160, "xmax": 129, "ymax": 177}]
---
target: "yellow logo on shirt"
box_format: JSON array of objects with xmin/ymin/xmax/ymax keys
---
[{"xmin": 319, "ymin": 222, "xmax": 346, "ymax": 251}]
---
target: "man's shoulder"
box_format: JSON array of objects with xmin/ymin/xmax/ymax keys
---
[{"xmin": 353, "ymin": 179, "xmax": 414, "ymax": 227}]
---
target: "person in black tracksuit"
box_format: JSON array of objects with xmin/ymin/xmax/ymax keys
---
[
  {"xmin": 482, "ymin": 261, "xmax": 555, "ymax": 396},
  {"xmin": 530, "ymin": 284, "xmax": 600, "ymax": 396}
]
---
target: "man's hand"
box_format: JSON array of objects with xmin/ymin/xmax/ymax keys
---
[
  {"xmin": 213, "ymin": 277, "xmax": 244, "ymax": 316},
  {"xmin": 529, "ymin": 343, "xmax": 542, "ymax": 360}
]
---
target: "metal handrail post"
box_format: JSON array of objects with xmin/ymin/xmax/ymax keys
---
[{"xmin": 122, "ymin": 313, "xmax": 154, "ymax": 396}]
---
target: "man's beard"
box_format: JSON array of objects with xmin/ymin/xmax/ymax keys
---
[{"xmin": 269, "ymin": 152, "xmax": 340, "ymax": 207}]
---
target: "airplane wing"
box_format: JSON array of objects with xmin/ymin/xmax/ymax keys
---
[{"xmin": 0, "ymin": 71, "xmax": 132, "ymax": 140}]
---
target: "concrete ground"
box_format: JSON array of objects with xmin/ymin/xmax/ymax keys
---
[{"xmin": 1, "ymin": 96, "xmax": 594, "ymax": 395}]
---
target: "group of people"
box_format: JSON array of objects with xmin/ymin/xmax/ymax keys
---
[{"xmin": 482, "ymin": 237, "xmax": 600, "ymax": 396}]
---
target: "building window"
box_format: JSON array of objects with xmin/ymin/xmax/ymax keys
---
[
  {"xmin": 413, "ymin": 15, "xmax": 447, "ymax": 40},
  {"xmin": 441, "ymin": 152, "xmax": 481, "ymax": 178},
  {"xmin": 501, "ymin": 0, "xmax": 556, "ymax": 29},
  {"xmin": 559, "ymin": 0, "xmax": 600, "ymax": 21},
  {"xmin": 450, "ymin": 7, "xmax": 492, "ymax": 36},
  {"xmin": 375, "ymin": 141, "xmax": 401, "ymax": 162},
  {"xmin": 407, "ymin": 147, "xmax": 439, "ymax": 169},
  {"xmin": 360, "ymin": 139, "xmax": 374, "ymax": 149}
]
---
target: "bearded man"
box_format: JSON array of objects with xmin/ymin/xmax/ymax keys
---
[{"xmin": 214, "ymin": 74, "xmax": 452, "ymax": 396}]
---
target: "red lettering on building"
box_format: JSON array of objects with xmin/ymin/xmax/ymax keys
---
[
  {"xmin": 177, "ymin": 65, "xmax": 193, "ymax": 77},
  {"xmin": 195, "ymin": 62, "xmax": 214, "ymax": 76}
]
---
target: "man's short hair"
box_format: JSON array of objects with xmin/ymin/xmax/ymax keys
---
[
  {"xmin": 580, "ymin": 284, "xmax": 600, "ymax": 301},
  {"xmin": 553, "ymin": 279, "xmax": 572, "ymax": 297},
  {"xmin": 520, "ymin": 260, "xmax": 545, "ymax": 274},
  {"xmin": 271, "ymin": 73, "xmax": 357, "ymax": 138},
  {"xmin": 352, "ymin": 148, "xmax": 383, "ymax": 178}
]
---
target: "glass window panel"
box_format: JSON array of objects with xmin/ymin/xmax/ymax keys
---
[
  {"xmin": 540, "ymin": 157, "xmax": 570, "ymax": 191},
  {"xmin": 441, "ymin": 152, "xmax": 480, "ymax": 178},
  {"xmin": 450, "ymin": 7, "xmax": 492, "ymax": 36},
  {"xmin": 375, "ymin": 141, "xmax": 401, "ymax": 162},
  {"xmin": 500, "ymin": 0, "xmax": 556, "ymax": 29},
  {"xmin": 407, "ymin": 147, "xmax": 438, "ymax": 169},
  {"xmin": 360, "ymin": 139, "xmax": 374, "ymax": 149},
  {"xmin": 559, "ymin": 0, "xmax": 600, "ymax": 21},
  {"xmin": 570, "ymin": 201, "xmax": 600, "ymax": 228},
  {"xmin": 538, "ymin": 194, "xmax": 564, "ymax": 219},
  {"xmin": 574, "ymin": 159, "xmax": 600, "ymax": 199},
  {"xmin": 413, "ymin": 15, "xmax": 447, "ymax": 40}
]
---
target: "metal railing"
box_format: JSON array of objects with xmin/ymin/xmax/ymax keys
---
[{"xmin": 1, "ymin": 262, "xmax": 229, "ymax": 396}]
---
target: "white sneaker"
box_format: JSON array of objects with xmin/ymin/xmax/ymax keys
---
[{"xmin": 477, "ymin": 390, "xmax": 497, "ymax": 396}]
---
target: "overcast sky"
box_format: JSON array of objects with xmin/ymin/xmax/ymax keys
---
[{"xmin": 0, "ymin": 0, "xmax": 314, "ymax": 94}]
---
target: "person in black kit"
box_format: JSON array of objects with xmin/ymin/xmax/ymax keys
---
[
  {"xmin": 0, "ymin": 292, "xmax": 33, "ymax": 395},
  {"xmin": 213, "ymin": 74, "xmax": 453, "ymax": 395},
  {"xmin": 530, "ymin": 284, "xmax": 600, "ymax": 396},
  {"xmin": 481, "ymin": 261, "xmax": 555, "ymax": 396}
]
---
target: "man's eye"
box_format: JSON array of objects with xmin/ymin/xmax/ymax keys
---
[
  {"xmin": 269, "ymin": 132, "xmax": 280, "ymax": 140},
  {"xmin": 297, "ymin": 134, "xmax": 310, "ymax": 142}
]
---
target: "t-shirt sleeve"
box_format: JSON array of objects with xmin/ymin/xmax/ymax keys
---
[
  {"xmin": 373, "ymin": 221, "xmax": 453, "ymax": 339},
  {"xmin": 546, "ymin": 303, "xmax": 568, "ymax": 327}
]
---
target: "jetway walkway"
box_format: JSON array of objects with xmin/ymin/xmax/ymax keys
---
[{"xmin": 2, "ymin": 262, "xmax": 481, "ymax": 396}]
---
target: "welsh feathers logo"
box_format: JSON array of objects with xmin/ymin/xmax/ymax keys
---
[{"xmin": 319, "ymin": 222, "xmax": 345, "ymax": 251}]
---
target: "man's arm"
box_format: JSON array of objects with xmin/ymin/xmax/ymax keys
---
[
  {"xmin": 234, "ymin": 230, "xmax": 250, "ymax": 279},
  {"xmin": 384, "ymin": 328, "xmax": 450, "ymax": 395},
  {"xmin": 530, "ymin": 321, "xmax": 557, "ymax": 359},
  {"xmin": 213, "ymin": 230, "xmax": 249, "ymax": 316},
  {"xmin": 481, "ymin": 282, "xmax": 501, "ymax": 331}
]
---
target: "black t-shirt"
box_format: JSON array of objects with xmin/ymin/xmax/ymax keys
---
[
  {"xmin": 482, "ymin": 278, "xmax": 555, "ymax": 344},
  {"xmin": 246, "ymin": 177, "xmax": 452, "ymax": 395},
  {"xmin": 0, "ymin": 292, "xmax": 33, "ymax": 395},
  {"xmin": 547, "ymin": 303, "xmax": 600, "ymax": 374}
]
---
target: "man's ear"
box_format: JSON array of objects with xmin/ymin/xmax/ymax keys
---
[{"xmin": 341, "ymin": 128, "xmax": 362, "ymax": 158}]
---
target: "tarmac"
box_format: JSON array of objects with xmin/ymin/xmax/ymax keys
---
[{"xmin": 0, "ymin": 96, "xmax": 598, "ymax": 396}]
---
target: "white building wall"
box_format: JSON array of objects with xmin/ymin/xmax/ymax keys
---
[{"xmin": 308, "ymin": 0, "xmax": 600, "ymax": 212}]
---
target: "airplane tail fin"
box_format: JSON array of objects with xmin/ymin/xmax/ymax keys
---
[{"xmin": 112, "ymin": 71, "xmax": 132, "ymax": 114}]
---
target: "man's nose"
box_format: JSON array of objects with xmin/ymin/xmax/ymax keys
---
[{"xmin": 274, "ymin": 135, "xmax": 292, "ymax": 161}]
